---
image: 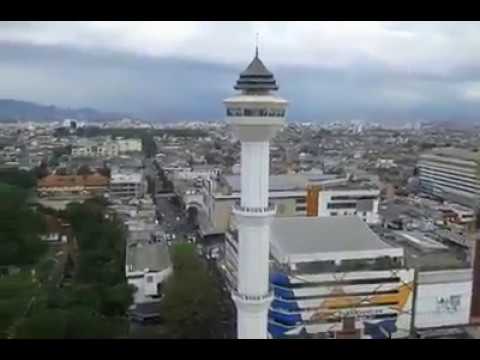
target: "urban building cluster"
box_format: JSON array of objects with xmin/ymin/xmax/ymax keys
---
[{"xmin": 3, "ymin": 50, "xmax": 480, "ymax": 340}]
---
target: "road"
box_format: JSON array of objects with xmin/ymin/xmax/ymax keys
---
[{"xmin": 143, "ymin": 158, "xmax": 236, "ymax": 338}]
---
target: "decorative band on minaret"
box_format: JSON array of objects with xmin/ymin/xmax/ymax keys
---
[{"xmin": 224, "ymin": 49, "xmax": 288, "ymax": 339}]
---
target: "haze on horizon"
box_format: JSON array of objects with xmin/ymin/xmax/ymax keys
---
[{"xmin": 1, "ymin": 21, "xmax": 480, "ymax": 124}]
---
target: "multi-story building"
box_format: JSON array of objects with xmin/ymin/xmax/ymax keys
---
[
  {"xmin": 222, "ymin": 213, "xmax": 474, "ymax": 338},
  {"xmin": 418, "ymin": 147, "xmax": 480, "ymax": 208},
  {"xmin": 117, "ymin": 138, "xmax": 143, "ymax": 153},
  {"xmin": 316, "ymin": 183, "xmax": 381, "ymax": 224},
  {"xmin": 71, "ymin": 137, "xmax": 142, "ymax": 159},
  {"xmin": 205, "ymin": 173, "xmax": 343, "ymax": 235},
  {"xmin": 222, "ymin": 216, "xmax": 414, "ymax": 339},
  {"xmin": 109, "ymin": 170, "xmax": 145, "ymax": 199}
]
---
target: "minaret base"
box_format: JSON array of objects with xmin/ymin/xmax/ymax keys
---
[{"xmin": 232, "ymin": 291, "xmax": 273, "ymax": 339}]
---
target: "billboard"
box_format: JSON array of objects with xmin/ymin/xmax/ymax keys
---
[{"xmin": 415, "ymin": 274, "xmax": 472, "ymax": 329}]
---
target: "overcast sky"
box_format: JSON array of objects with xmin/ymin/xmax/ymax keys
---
[{"xmin": 1, "ymin": 21, "xmax": 480, "ymax": 123}]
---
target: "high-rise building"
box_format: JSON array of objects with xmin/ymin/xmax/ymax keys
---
[
  {"xmin": 224, "ymin": 48, "xmax": 287, "ymax": 339},
  {"xmin": 417, "ymin": 147, "xmax": 480, "ymax": 208}
]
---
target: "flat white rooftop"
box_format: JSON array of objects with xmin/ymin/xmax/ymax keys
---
[
  {"xmin": 111, "ymin": 172, "xmax": 143, "ymax": 184},
  {"xmin": 224, "ymin": 174, "xmax": 340, "ymax": 193},
  {"xmin": 271, "ymin": 216, "xmax": 403, "ymax": 264}
]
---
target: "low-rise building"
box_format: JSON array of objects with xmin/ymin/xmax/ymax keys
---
[
  {"xmin": 117, "ymin": 138, "xmax": 143, "ymax": 153},
  {"xmin": 37, "ymin": 174, "xmax": 109, "ymax": 198},
  {"xmin": 414, "ymin": 269, "xmax": 472, "ymax": 330},
  {"xmin": 126, "ymin": 239, "xmax": 172, "ymax": 306}
]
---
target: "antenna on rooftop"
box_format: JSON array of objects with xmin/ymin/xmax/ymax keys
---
[{"xmin": 255, "ymin": 32, "xmax": 259, "ymax": 58}]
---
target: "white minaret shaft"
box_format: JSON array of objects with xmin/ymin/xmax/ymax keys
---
[
  {"xmin": 241, "ymin": 141, "xmax": 269, "ymax": 208},
  {"xmin": 225, "ymin": 49, "xmax": 287, "ymax": 339}
]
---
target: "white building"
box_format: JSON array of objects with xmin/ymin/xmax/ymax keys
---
[
  {"xmin": 418, "ymin": 147, "xmax": 480, "ymax": 208},
  {"xmin": 414, "ymin": 269, "xmax": 472, "ymax": 330},
  {"xmin": 205, "ymin": 173, "xmax": 343, "ymax": 235},
  {"xmin": 316, "ymin": 184, "xmax": 381, "ymax": 224},
  {"xmin": 171, "ymin": 165, "xmax": 221, "ymax": 181},
  {"xmin": 126, "ymin": 240, "xmax": 173, "ymax": 305},
  {"xmin": 117, "ymin": 138, "xmax": 143, "ymax": 153},
  {"xmin": 71, "ymin": 137, "xmax": 142, "ymax": 158},
  {"xmin": 222, "ymin": 216, "xmax": 414, "ymax": 339},
  {"xmin": 376, "ymin": 159, "xmax": 397, "ymax": 169},
  {"xmin": 109, "ymin": 170, "xmax": 145, "ymax": 199}
]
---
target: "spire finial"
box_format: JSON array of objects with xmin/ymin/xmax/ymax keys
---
[{"xmin": 255, "ymin": 33, "xmax": 259, "ymax": 58}]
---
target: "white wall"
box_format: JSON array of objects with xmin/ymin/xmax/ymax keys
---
[
  {"xmin": 318, "ymin": 189, "xmax": 380, "ymax": 224},
  {"xmin": 117, "ymin": 138, "xmax": 142, "ymax": 153},
  {"xmin": 415, "ymin": 277, "xmax": 472, "ymax": 329},
  {"xmin": 127, "ymin": 268, "xmax": 172, "ymax": 305}
]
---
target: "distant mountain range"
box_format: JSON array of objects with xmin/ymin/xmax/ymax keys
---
[{"xmin": 0, "ymin": 99, "xmax": 129, "ymax": 123}]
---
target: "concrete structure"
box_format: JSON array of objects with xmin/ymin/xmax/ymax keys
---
[
  {"xmin": 414, "ymin": 269, "xmax": 473, "ymax": 329},
  {"xmin": 37, "ymin": 174, "xmax": 109, "ymax": 198},
  {"xmin": 207, "ymin": 173, "xmax": 343, "ymax": 235},
  {"xmin": 117, "ymin": 138, "xmax": 143, "ymax": 153},
  {"xmin": 126, "ymin": 239, "xmax": 173, "ymax": 306},
  {"xmin": 71, "ymin": 137, "xmax": 142, "ymax": 159},
  {"xmin": 224, "ymin": 49, "xmax": 287, "ymax": 339},
  {"xmin": 418, "ymin": 147, "xmax": 480, "ymax": 208},
  {"xmin": 109, "ymin": 170, "xmax": 145, "ymax": 199},
  {"xmin": 317, "ymin": 183, "xmax": 381, "ymax": 224},
  {"xmin": 72, "ymin": 138, "xmax": 119, "ymax": 158},
  {"xmin": 171, "ymin": 165, "xmax": 221, "ymax": 181},
  {"xmin": 223, "ymin": 216, "xmax": 414, "ymax": 339}
]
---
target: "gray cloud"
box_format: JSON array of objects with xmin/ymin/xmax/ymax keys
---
[{"xmin": 0, "ymin": 22, "xmax": 480, "ymax": 124}]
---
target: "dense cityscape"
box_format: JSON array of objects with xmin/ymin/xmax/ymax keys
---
[{"xmin": 2, "ymin": 21, "xmax": 480, "ymax": 339}]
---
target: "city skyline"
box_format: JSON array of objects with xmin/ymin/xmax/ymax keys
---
[{"xmin": 1, "ymin": 21, "xmax": 480, "ymax": 123}]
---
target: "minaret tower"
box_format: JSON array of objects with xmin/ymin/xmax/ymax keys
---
[{"xmin": 224, "ymin": 47, "xmax": 288, "ymax": 339}]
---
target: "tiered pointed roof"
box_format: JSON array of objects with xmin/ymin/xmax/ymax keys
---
[{"xmin": 234, "ymin": 48, "xmax": 279, "ymax": 91}]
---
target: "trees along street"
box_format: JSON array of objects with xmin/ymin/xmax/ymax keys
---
[{"xmin": 160, "ymin": 243, "xmax": 223, "ymax": 338}]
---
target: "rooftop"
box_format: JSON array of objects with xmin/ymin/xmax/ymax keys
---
[
  {"xmin": 423, "ymin": 147, "xmax": 480, "ymax": 162},
  {"xmin": 223, "ymin": 173, "xmax": 341, "ymax": 194},
  {"xmin": 234, "ymin": 49, "xmax": 278, "ymax": 92},
  {"xmin": 126, "ymin": 241, "xmax": 172, "ymax": 273},
  {"xmin": 271, "ymin": 216, "xmax": 402, "ymax": 264},
  {"xmin": 372, "ymin": 226, "xmax": 470, "ymax": 271},
  {"xmin": 321, "ymin": 180, "xmax": 380, "ymax": 192},
  {"xmin": 111, "ymin": 171, "xmax": 143, "ymax": 184},
  {"xmin": 37, "ymin": 174, "xmax": 109, "ymax": 188}
]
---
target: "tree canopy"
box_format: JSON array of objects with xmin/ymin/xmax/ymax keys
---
[
  {"xmin": 0, "ymin": 169, "xmax": 36, "ymax": 189},
  {"xmin": 160, "ymin": 244, "xmax": 221, "ymax": 338},
  {"xmin": 0, "ymin": 183, "xmax": 46, "ymax": 266},
  {"xmin": 9, "ymin": 199, "xmax": 133, "ymax": 339}
]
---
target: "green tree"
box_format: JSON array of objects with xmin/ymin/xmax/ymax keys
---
[
  {"xmin": 141, "ymin": 134, "xmax": 157, "ymax": 158},
  {"xmin": 97, "ymin": 167, "xmax": 111, "ymax": 178},
  {"xmin": 0, "ymin": 169, "xmax": 36, "ymax": 189},
  {"xmin": 160, "ymin": 244, "xmax": 221, "ymax": 338},
  {"xmin": 99, "ymin": 284, "xmax": 135, "ymax": 317},
  {"xmin": 77, "ymin": 165, "xmax": 93, "ymax": 176},
  {"xmin": 0, "ymin": 183, "xmax": 46, "ymax": 266},
  {"xmin": 15, "ymin": 309, "xmax": 68, "ymax": 339}
]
